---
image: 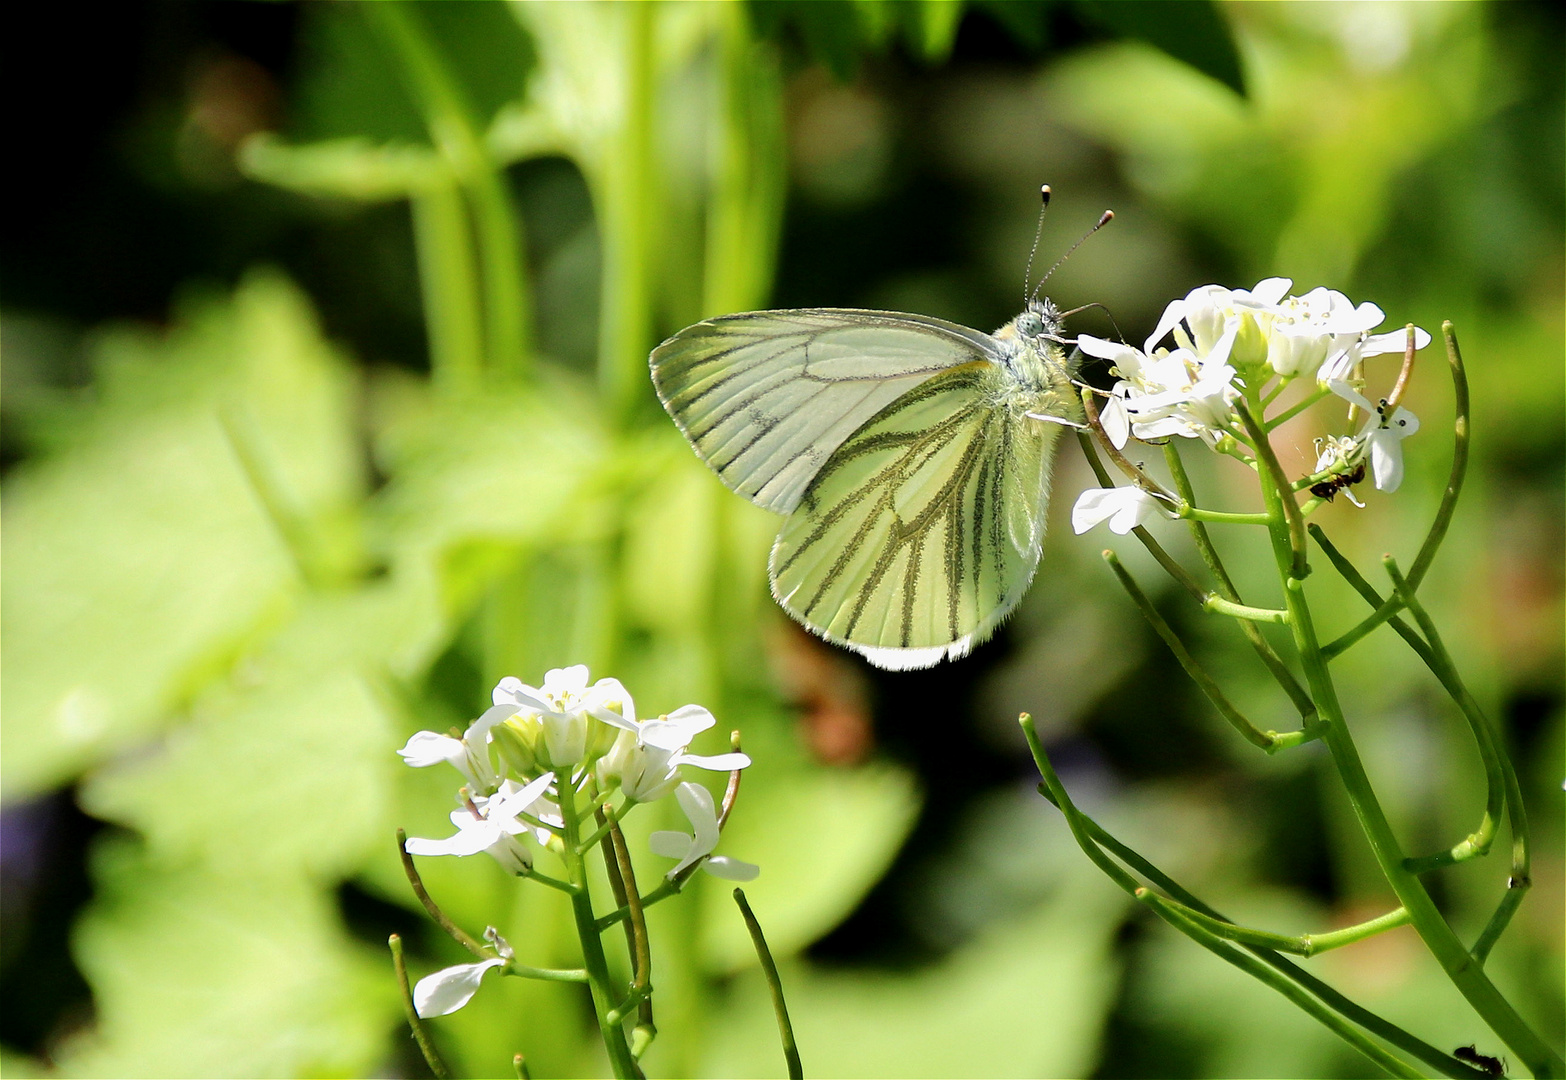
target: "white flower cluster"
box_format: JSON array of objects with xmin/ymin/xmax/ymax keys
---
[
  {"xmin": 396, "ymin": 665, "xmax": 757, "ymax": 1017},
  {"xmin": 1072, "ymin": 279, "xmax": 1429, "ymax": 534}
]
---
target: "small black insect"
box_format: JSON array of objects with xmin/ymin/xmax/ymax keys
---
[
  {"xmin": 1310, "ymin": 461, "xmax": 1367, "ymax": 502},
  {"xmin": 1454, "ymin": 1044, "xmax": 1506, "ymax": 1077}
]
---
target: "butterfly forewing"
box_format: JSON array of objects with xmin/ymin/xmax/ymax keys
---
[
  {"xmin": 650, "ymin": 310, "xmax": 1002, "ymax": 514},
  {"xmin": 769, "ymin": 363, "xmax": 1061, "ymax": 670}
]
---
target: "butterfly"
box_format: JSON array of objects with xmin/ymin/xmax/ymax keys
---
[{"xmin": 650, "ymin": 297, "xmax": 1082, "ymax": 671}]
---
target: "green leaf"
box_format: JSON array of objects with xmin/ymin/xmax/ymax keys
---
[
  {"xmin": 60, "ymin": 836, "xmax": 392, "ymax": 1079},
  {"xmin": 1, "ymin": 273, "xmax": 365, "ymax": 797},
  {"xmin": 696, "ymin": 762, "xmax": 922, "ymax": 972},
  {"xmin": 1074, "ymin": 0, "xmax": 1246, "ymax": 97},
  {"xmin": 239, "ymin": 134, "xmax": 446, "ymax": 202},
  {"xmin": 699, "ymin": 867, "xmax": 1126, "ymax": 1078}
]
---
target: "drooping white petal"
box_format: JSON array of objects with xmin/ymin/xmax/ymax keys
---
[
  {"xmin": 487, "ymin": 772, "xmax": 557, "ymax": 825},
  {"xmin": 405, "ymin": 818, "xmax": 498, "ymax": 859},
  {"xmin": 1143, "ymin": 299, "xmax": 1188, "ymax": 355},
  {"xmin": 1072, "ymin": 487, "xmax": 1168, "ymax": 535},
  {"xmin": 1364, "ymin": 407, "xmax": 1419, "ymax": 491},
  {"xmin": 1076, "ymin": 333, "xmax": 1141, "ymax": 367},
  {"xmin": 1249, "ymin": 277, "xmax": 1293, "ymax": 306},
  {"xmin": 675, "ymin": 751, "xmax": 752, "ymax": 772},
  {"xmin": 648, "ymin": 830, "xmax": 693, "ymax": 860},
  {"xmin": 398, "ymin": 731, "xmax": 464, "ymax": 769},
  {"xmin": 413, "ymin": 958, "xmax": 506, "ymax": 1018},
  {"xmin": 1100, "ymin": 394, "xmax": 1131, "ymax": 449},
  {"xmin": 1358, "ymin": 326, "xmax": 1430, "ymax": 357},
  {"xmin": 702, "ymin": 856, "xmax": 761, "ymax": 881}
]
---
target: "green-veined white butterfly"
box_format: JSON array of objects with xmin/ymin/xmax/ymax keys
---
[{"xmin": 651, "ymin": 297, "xmax": 1082, "ymax": 671}]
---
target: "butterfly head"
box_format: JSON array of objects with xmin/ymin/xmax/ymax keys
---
[{"xmin": 1014, "ymin": 298, "xmax": 1063, "ymax": 344}]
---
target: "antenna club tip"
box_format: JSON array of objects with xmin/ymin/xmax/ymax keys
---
[
  {"xmin": 1098, "ymin": 210, "xmax": 1115, "ymax": 226},
  {"xmin": 1040, "ymin": 184, "xmax": 1052, "ymax": 203}
]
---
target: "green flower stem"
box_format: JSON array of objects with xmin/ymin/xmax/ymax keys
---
[
  {"xmin": 369, "ymin": 2, "xmax": 532, "ymax": 379},
  {"xmin": 1180, "ymin": 507, "xmax": 1273, "ymax": 525},
  {"xmin": 1310, "ymin": 529, "xmax": 1518, "ymax": 907},
  {"xmin": 1251, "ymin": 434, "xmax": 1563, "ymax": 1078},
  {"xmin": 1076, "ymin": 431, "xmax": 1207, "ymax": 601},
  {"xmin": 1265, "ymin": 385, "xmax": 1333, "ymax": 431},
  {"xmin": 1384, "ymin": 559, "xmax": 1527, "ymax": 902},
  {"xmin": 1201, "ymin": 595, "xmax": 1290, "ymax": 623},
  {"xmin": 1021, "ymin": 716, "xmax": 1443, "ymax": 1080},
  {"xmin": 1163, "ymin": 444, "xmax": 1318, "ymax": 721},
  {"xmin": 1238, "ymin": 399, "xmax": 1308, "ymax": 577},
  {"xmin": 410, "ymin": 181, "xmax": 485, "ymax": 395},
  {"xmin": 1322, "ymin": 593, "xmax": 1406, "ymax": 659},
  {"xmin": 1406, "ymin": 323, "xmax": 1471, "ymax": 592},
  {"xmin": 514, "ymin": 1053, "xmax": 532, "ymax": 1080},
  {"xmin": 607, "ymin": 819, "xmax": 655, "ymax": 1037},
  {"xmin": 1102, "ymin": 552, "xmax": 1308, "ymax": 753},
  {"xmin": 521, "ymin": 866, "xmax": 579, "ymax": 894},
  {"xmin": 597, "ymin": 1, "xmax": 657, "ymax": 425},
  {"xmin": 1026, "ymin": 765, "xmax": 1488, "ymax": 1080},
  {"xmin": 1144, "ymin": 894, "xmax": 1412, "ymax": 957},
  {"xmin": 505, "ymin": 963, "xmax": 591, "ymax": 984},
  {"xmin": 578, "ymin": 798, "xmax": 636, "ymax": 854},
  {"xmin": 390, "ymin": 934, "xmax": 453, "ymax": 1080},
  {"xmin": 555, "ymin": 779, "xmax": 642, "ymax": 1079},
  {"xmin": 733, "ymin": 888, "xmax": 804, "ymax": 1080},
  {"xmin": 1079, "ymin": 389, "xmax": 1179, "ymax": 502},
  {"xmin": 396, "ymin": 829, "xmax": 489, "ymax": 957}
]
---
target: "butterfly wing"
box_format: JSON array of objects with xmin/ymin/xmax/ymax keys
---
[
  {"xmin": 651, "ymin": 309, "xmax": 1005, "ymax": 514},
  {"xmin": 769, "ymin": 362, "xmax": 1064, "ymax": 670}
]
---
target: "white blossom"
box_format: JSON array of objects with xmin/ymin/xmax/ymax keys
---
[
  {"xmin": 1361, "ymin": 406, "xmax": 1420, "ymax": 492},
  {"xmin": 1071, "ymin": 486, "xmax": 1173, "ymax": 535},
  {"xmin": 412, "ymin": 929, "xmax": 514, "ymax": 1018},
  {"xmin": 403, "ymin": 772, "xmax": 556, "ymax": 875},
  {"xmin": 397, "ymin": 702, "xmax": 513, "ymax": 795},
  {"xmin": 596, "ymin": 704, "xmax": 751, "ymax": 803},
  {"xmin": 1079, "ymin": 333, "xmax": 1242, "ymax": 446},
  {"xmin": 648, "ymin": 782, "xmax": 758, "ymax": 881},
  {"xmin": 491, "ymin": 666, "xmax": 634, "ymax": 770}
]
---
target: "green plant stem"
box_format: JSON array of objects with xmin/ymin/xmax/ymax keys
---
[
  {"xmin": 579, "ymin": 799, "xmax": 635, "ymax": 854},
  {"xmin": 1181, "ymin": 507, "xmax": 1272, "ymax": 525},
  {"xmin": 1266, "ymin": 385, "xmax": 1332, "ymax": 430},
  {"xmin": 410, "ymin": 181, "xmax": 485, "ymax": 394},
  {"xmin": 1021, "ymin": 716, "xmax": 1444, "ymax": 1079},
  {"xmin": 1250, "ymin": 419, "xmax": 1562, "ymax": 1078},
  {"xmin": 369, "ymin": 3, "xmax": 531, "ymax": 379},
  {"xmin": 1102, "ymin": 551, "xmax": 1307, "ymax": 753},
  {"xmin": 733, "ymin": 889, "xmax": 804, "ymax": 1080},
  {"xmin": 556, "ymin": 779, "xmax": 642, "ymax": 1079},
  {"xmin": 1142, "ymin": 893, "xmax": 1412, "ymax": 957},
  {"xmin": 390, "ymin": 934, "xmax": 452, "ymax": 1079},
  {"xmin": 397, "ymin": 829, "xmax": 488, "ymax": 957},
  {"xmin": 1162, "ymin": 445, "xmax": 1318, "ymax": 721},
  {"xmin": 598, "ymin": 1, "xmax": 657, "ymax": 425},
  {"xmin": 1407, "ymin": 322, "xmax": 1471, "ymax": 592},
  {"xmin": 1075, "ymin": 431, "xmax": 1206, "ymax": 600},
  {"xmin": 1202, "ymin": 595, "xmax": 1290, "ymax": 623},
  {"xmin": 607, "ymin": 819, "xmax": 655, "ymax": 1037}
]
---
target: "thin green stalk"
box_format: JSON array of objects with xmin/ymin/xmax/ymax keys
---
[
  {"xmin": 1266, "ymin": 384, "xmax": 1333, "ymax": 430},
  {"xmin": 556, "ymin": 778, "xmax": 642, "ymax": 1079},
  {"xmin": 1103, "ymin": 551, "xmax": 1305, "ymax": 753},
  {"xmin": 1322, "ymin": 593, "xmax": 1406, "ymax": 659},
  {"xmin": 1406, "ymin": 322, "xmax": 1471, "ymax": 592},
  {"xmin": 1077, "ymin": 430, "xmax": 1206, "ymax": 600},
  {"xmin": 1181, "ymin": 507, "xmax": 1273, "ymax": 525},
  {"xmin": 579, "ymin": 798, "xmax": 635, "ymax": 854},
  {"xmin": 397, "ymin": 829, "xmax": 488, "ymax": 957},
  {"xmin": 390, "ymin": 934, "xmax": 452, "ymax": 1079},
  {"xmin": 1162, "ymin": 443, "xmax": 1318, "ymax": 720},
  {"xmin": 1142, "ymin": 893, "xmax": 1411, "ymax": 957},
  {"xmin": 598, "ymin": 1, "xmax": 657, "ymax": 425},
  {"xmin": 1202, "ymin": 595, "xmax": 1290, "ymax": 623},
  {"xmin": 1238, "ymin": 398, "xmax": 1308, "ymax": 577},
  {"xmin": 607, "ymin": 819, "xmax": 655, "ymax": 1041},
  {"xmin": 733, "ymin": 889, "xmax": 804, "ymax": 1080},
  {"xmin": 410, "ymin": 181, "xmax": 485, "ymax": 394},
  {"xmin": 369, "ymin": 3, "xmax": 531, "ymax": 378},
  {"xmin": 1021, "ymin": 716, "xmax": 1443, "ymax": 1079},
  {"xmin": 1251, "ymin": 431, "xmax": 1562, "ymax": 1078}
]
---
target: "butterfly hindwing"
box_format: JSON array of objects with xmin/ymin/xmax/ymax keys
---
[
  {"xmin": 650, "ymin": 309, "xmax": 1003, "ymax": 514},
  {"xmin": 769, "ymin": 362, "xmax": 1061, "ymax": 670}
]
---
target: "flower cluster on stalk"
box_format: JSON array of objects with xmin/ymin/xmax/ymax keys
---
[
  {"xmin": 1072, "ymin": 278, "xmax": 1429, "ymax": 533},
  {"xmin": 396, "ymin": 665, "xmax": 756, "ymax": 1017}
]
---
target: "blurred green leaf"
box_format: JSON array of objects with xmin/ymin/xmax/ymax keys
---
[
  {"xmin": 1075, "ymin": 0, "xmax": 1246, "ymax": 97},
  {"xmin": 239, "ymin": 134, "xmax": 446, "ymax": 202},
  {"xmin": 697, "ymin": 761, "xmax": 922, "ymax": 972},
  {"xmin": 700, "ymin": 865, "xmax": 1126, "ymax": 1078},
  {"xmin": 60, "ymin": 836, "xmax": 391, "ymax": 1078},
  {"xmin": 1, "ymin": 272, "xmax": 364, "ymax": 797}
]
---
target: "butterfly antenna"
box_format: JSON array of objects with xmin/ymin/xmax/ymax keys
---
[
  {"xmin": 1022, "ymin": 185, "xmax": 1052, "ymax": 303},
  {"xmin": 1057, "ymin": 300, "xmax": 1128, "ymax": 344},
  {"xmin": 1031, "ymin": 209, "xmax": 1114, "ymax": 303}
]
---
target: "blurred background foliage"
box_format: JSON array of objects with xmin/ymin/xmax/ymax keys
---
[{"xmin": 1, "ymin": 1, "xmax": 1560, "ymax": 1077}]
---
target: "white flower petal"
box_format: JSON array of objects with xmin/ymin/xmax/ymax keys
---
[
  {"xmin": 676, "ymin": 751, "xmax": 752, "ymax": 772},
  {"xmin": 1101, "ymin": 395, "xmax": 1131, "ymax": 449},
  {"xmin": 1143, "ymin": 299, "xmax": 1187, "ymax": 355},
  {"xmin": 405, "ymin": 820, "xmax": 498, "ymax": 858},
  {"xmin": 1250, "ymin": 277, "xmax": 1293, "ymax": 306},
  {"xmin": 664, "ymin": 704, "xmax": 717, "ymax": 735},
  {"xmin": 648, "ymin": 830, "xmax": 693, "ymax": 860},
  {"xmin": 1073, "ymin": 487, "xmax": 1166, "ymax": 535},
  {"xmin": 702, "ymin": 856, "xmax": 761, "ymax": 881},
  {"xmin": 398, "ymin": 731, "xmax": 463, "ymax": 768},
  {"xmin": 1075, "ymin": 333, "xmax": 1138, "ymax": 364},
  {"xmin": 413, "ymin": 958, "xmax": 506, "ymax": 1018}
]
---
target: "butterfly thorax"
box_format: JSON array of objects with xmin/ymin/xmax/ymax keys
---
[{"xmin": 991, "ymin": 298, "xmax": 1077, "ymax": 407}]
